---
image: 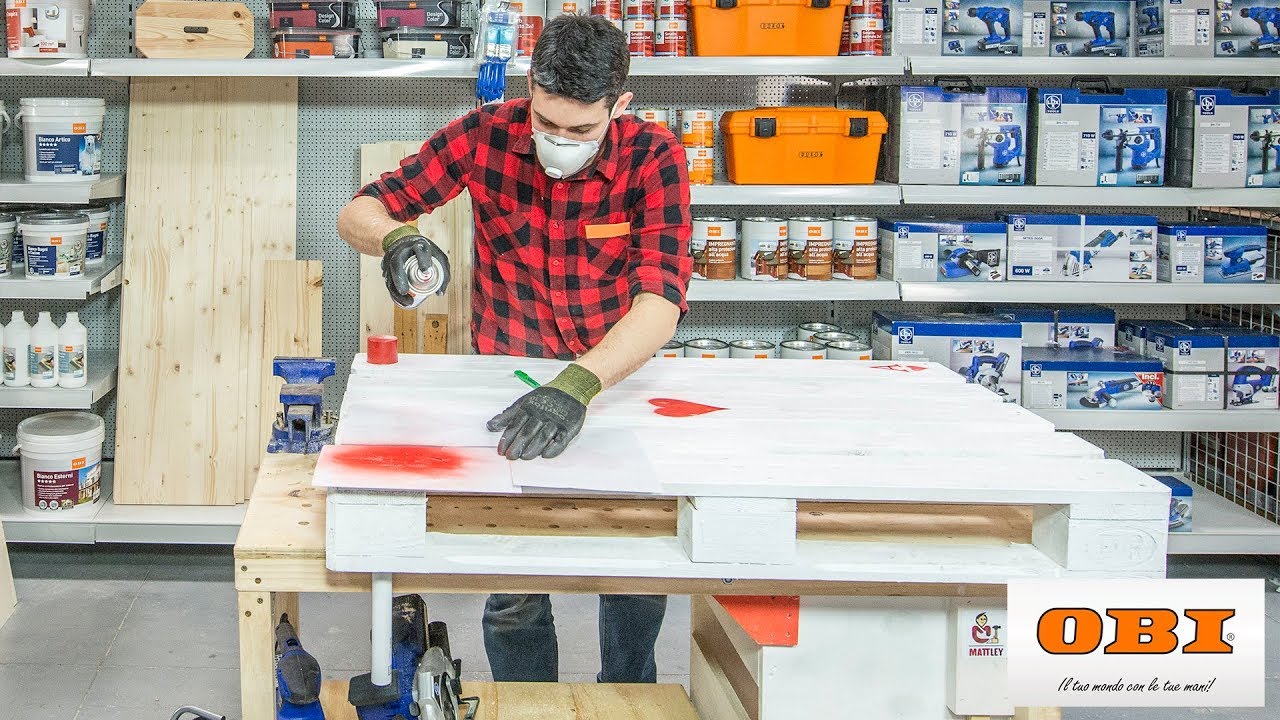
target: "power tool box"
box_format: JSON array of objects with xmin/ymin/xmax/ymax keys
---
[
  {"xmin": 872, "ymin": 311, "xmax": 1025, "ymax": 402},
  {"xmin": 1157, "ymin": 223, "xmax": 1269, "ymax": 283},
  {"xmin": 942, "ymin": 0, "xmax": 1024, "ymax": 55},
  {"xmin": 1134, "ymin": 0, "xmax": 1215, "ymax": 57},
  {"xmin": 879, "ymin": 83, "xmax": 1028, "ymax": 185},
  {"xmin": 1169, "ymin": 86, "xmax": 1280, "ymax": 188},
  {"xmin": 689, "ymin": 0, "xmax": 853, "ymax": 56},
  {"xmin": 1005, "ymin": 213, "xmax": 1157, "ymax": 282},
  {"xmin": 1162, "ymin": 369, "xmax": 1226, "ymax": 409},
  {"xmin": 1031, "ymin": 85, "xmax": 1168, "ymax": 186},
  {"xmin": 879, "ymin": 219, "xmax": 1008, "ymax": 282},
  {"xmin": 994, "ymin": 304, "xmax": 1117, "ymax": 348},
  {"xmin": 1021, "ymin": 0, "xmax": 1138, "ymax": 56},
  {"xmin": 1215, "ymin": 0, "xmax": 1280, "ymax": 57},
  {"xmin": 1020, "ymin": 347, "xmax": 1164, "ymax": 410},
  {"xmin": 1151, "ymin": 475, "xmax": 1193, "ymax": 532},
  {"xmin": 1118, "ymin": 318, "xmax": 1192, "ymax": 355}
]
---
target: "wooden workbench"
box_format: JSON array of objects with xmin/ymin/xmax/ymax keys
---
[{"xmin": 236, "ymin": 453, "xmax": 1051, "ymax": 720}]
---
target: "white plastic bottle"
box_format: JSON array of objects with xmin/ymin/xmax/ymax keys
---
[
  {"xmin": 3, "ymin": 311, "xmax": 30, "ymax": 387},
  {"xmin": 29, "ymin": 311, "xmax": 58, "ymax": 388},
  {"xmin": 58, "ymin": 312, "xmax": 88, "ymax": 389}
]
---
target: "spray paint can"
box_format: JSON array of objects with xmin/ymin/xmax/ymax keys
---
[
  {"xmin": 684, "ymin": 338, "xmax": 729, "ymax": 358},
  {"xmin": 779, "ymin": 340, "xmax": 827, "ymax": 359},
  {"xmin": 826, "ymin": 340, "xmax": 873, "ymax": 360},
  {"xmin": 729, "ymin": 340, "xmax": 776, "ymax": 359},
  {"xmin": 832, "ymin": 215, "xmax": 878, "ymax": 280},
  {"xmin": 787, "ymin": 217, "xmax": 834, "ymax": 281},
  {"xmin": 390, "ymin": 247, "xmax": 448, "ymax": 310},
  {"xmin": 797, "ymin": 322, "xmax": 841, "ymax": 341},
  {"xmin": 655, "ymin": 340, "xmax": 684, "ymax": 358}
]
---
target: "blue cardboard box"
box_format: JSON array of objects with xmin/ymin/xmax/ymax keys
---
[{"xmin": 1021, "ymin": 347, "xmax": 1164, "ymax": 410}]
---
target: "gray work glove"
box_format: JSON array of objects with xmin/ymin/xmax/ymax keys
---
[
  {"xmin": 381, "ymin": 225, "xmax": 450, "ymax": 309},
  {"xmin": 487, "ymin": 364, "xmax": 601, "ymax": 460}
]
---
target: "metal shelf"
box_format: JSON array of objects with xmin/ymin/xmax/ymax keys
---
[
  {"xmin": 1146, "ymin": 474, "xmax": 1280, "ymax": 555},
  {"xmin": 690, "ymin": 182, "xmax": 901, "ymax": 206},
  {"xmin": 0, "ymin": 174, "xmax": 125, "ymax": 204},
  {"xmin": 0, "ymin": 461, "xmax": 245, "ymax": 544},
  {"xmin": 686, "ymin": 278, "xmax": 900, "ymax": 302},
  {"xmin": 0, "ymin": 353, "xmax": 117, "ymax": 410},
  {"xmin": 906, "ymin": 56, "xmax": 1280, "ymax": 77},
  {"xmin": 0, "ymin": 58, "xmax": 91, "ymax": 77},
  {"xmin": 619, "ymin": 56, "xmax": 907, "ymax": 77},
  {"xmin": 0, "ymin": 257, "xmax": 122, "ymax": 300},
  {"xmin": 897, "ymin": 280, "xmax": 1280, "ymax": 304},
  {"xmin": 898, "ymin": 185, "xmax": 1280, "ymax": 207},
  {"xmin": 1032, "ymin": 409, "xmax": 1280, "ymax": 432},
  {"xmin": 91, "ymin": 58, "xmax": 480, "ymax": 79}
]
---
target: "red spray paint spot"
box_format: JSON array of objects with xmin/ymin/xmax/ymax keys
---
[
  {"xmin": 648, "ymin": 398, "xmax": 726, "ymax": 418},
  {"xmin": 870, "ymin": 364, "xmax": 928, "ymax": 373},
  {"xmin": 326, "ymin": 445, "xmax": 468, "ymax": 475}
]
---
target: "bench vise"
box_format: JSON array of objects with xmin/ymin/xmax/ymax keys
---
[{"xmin": 267, "ymin": 357, "xmax": 337, "ymax": 455}]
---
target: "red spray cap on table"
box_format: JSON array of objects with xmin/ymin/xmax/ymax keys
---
[{"xmin": 367, "ymin": 335, "xmax": 398, "ymax": 365}]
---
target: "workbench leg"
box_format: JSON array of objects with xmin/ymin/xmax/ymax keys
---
[{"xmin": 239, "ymin": 590, "xmax": 298, "ymax": 720}]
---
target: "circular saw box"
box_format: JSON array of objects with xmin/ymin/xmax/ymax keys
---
[{"xmin": 134, "ymin": 1, "xmax": 255, "ymax": 58}]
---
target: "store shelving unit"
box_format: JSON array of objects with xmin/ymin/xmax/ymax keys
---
[
  {"xmin": 686, "ymin": 279, "xmax": 899, "ymax": 302},
  {"xmin": 689, "ymin": 182, "xmax": 901, "ymax": 206},
  {"xmin": 906, "ymin": 56, "xmax": 1280, "ymax": 77},
  {"xmin": 0, "ymin": 353, "xmax": 117, "ymax": 410},
  {"xmin": 1032, "ymin": 410, "xmax": 1280, "ymax": 433},
  {"xmin": 897, "ymin": 280, "xmax": 1280, "ymax": 305},
  {"xmin": 0, "ymin": 58, "xmax": 90, "ymax": 77},
  {"xmin": 91, "ymin": 58, "xmax": 481, "ymax": 79},
  {"xmin": 0, "ymin": 174, "xmax": 125, "ymax": 204},
  {"xmin": 1166, "ymin": 478, "xmax": 1280, "ymax": 555},
  {"xmin": 898, "ymin": 185, "xmax": 1280, "ymax": 208},
  {"xmin": 0, "ymin": 258, "xmax": 122, "ymax": 300}
]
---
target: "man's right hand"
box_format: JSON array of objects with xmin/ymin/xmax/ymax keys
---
[{"xmin": 381, "ymin": 225, "xmax": 451, "ymax": 309}]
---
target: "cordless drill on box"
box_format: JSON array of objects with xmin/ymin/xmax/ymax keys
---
[
  {"xmin": 1076, "ymin": 10, "xmax": 1119, "ymax": 52},
  {"xmin": 965, "ymin": 123, "xmax": 1024, "ymax": 170},
  {"xmin": 1251, "ymin": 128, "xmax": 1280, "ymax": 173},
  {"xmin": 969, "ymin": 6, "xmax": 1015, "ymax": 50},
  {"xmin": 1241, "ymin": 6, "xmax": 1280, "ymax": 51}
]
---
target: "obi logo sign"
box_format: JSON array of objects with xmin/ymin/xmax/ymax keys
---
[
  {"xmin": 1044, "ymin": 94, "xmax": 1063, "ymax": 113},
  {"xmin": 1009, "ymin": 580, "xmax": 1265, "ymax": 707},
  {"xmin": 1200, "ymin": 95, "xmax": 1217, "ymax": 115}
]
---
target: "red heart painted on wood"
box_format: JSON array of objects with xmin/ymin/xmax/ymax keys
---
[
  {"xmin": 648, "ymin": 398, "xmax": 726, "ymax": 418},
  {"xmin": 870, "ymin": 363, "xmax": 928, "ymax": 373}
]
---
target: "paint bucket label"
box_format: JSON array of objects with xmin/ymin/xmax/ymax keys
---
[
  {"xmin": 833, "ymin": 216, "xmax": 878, "ymax": 280},
  {"xmin": 739, "ymin": 218, "xmax": 788, "ymax": 281},
  {"xmin": 685, "ymin": 147, "xmax": 714, "ymax": 185},
  {"xmin": 848, "ymin": 15, "xmax": 884, "ymax": 56},
  {"xmin": 591, "ymin": 0, "xmax": 623, "ymax": 19},
  {"xmin": 85, "ymin": 219, "xmax": 106, "ymax": 263},
  {"xmin": 680, "ymin": 109, "xmax": 715, "ymax": 147},
  {"xmin": 625, "ymin": 18, "xmax": 653, "ymax": 55},
  {"xmin": 656, "ymin": 0, "xmax": 688, "ymax": 17},
  {"xmin": 0, "ymin": 226, "xmax": 11, "ymax": 277},
  {"xmin": 2, "ymin": 347, "xmax": 16, "ymax": 381},
  {"xmin": 787, "ymin": 218, "xmax": 834, "ymax": 281},
  {"xmin": 848, "ymin": 0, "xmax": 883, "ymax": 18},
  {"xmin": 654, "ymin": 17, "xmax": 687, "ymax": 56},
  {"xmin": 655, "ymin": 340, "xmax": 684, "ymax": 358},
  {"xmin": 58, "ymin": 342, "xmax": 85, "ymax": 380},
  {"xmin": 7, "ymin": 0, "xmax": 90, "ymax": 58},
  {"xmin": 514, "ymin": 0, "xmax": 546, "ymax": 56},
  {"xmin": 34, "ymin": 132, "xmax": 101, "ymax": 176},
  {"xmin": 636, "ymin": 108, "xmax": 671, "ymax": 128},
  {"xmin": 691, "ymin": 217, "xmax": 737, "ymax": 280},
  {"xmin": 25, "ymin": 235, "xmax": 84, "ymax": 279},
  {"xmin": 31, "ymin": 458, "xmax": 100, "ymax": 510}
]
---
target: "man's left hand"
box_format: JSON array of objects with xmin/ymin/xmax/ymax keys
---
[{"xmin": 487, "ymin": 364, "xmax": 601, "ymax": 460}]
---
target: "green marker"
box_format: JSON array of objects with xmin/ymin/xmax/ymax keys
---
[{"xmin": 514, "ymin": 370, "xmax": 541, "ymax": 389}]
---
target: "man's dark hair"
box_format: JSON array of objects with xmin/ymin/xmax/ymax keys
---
[{"xmin": 530, "ymin": 14, "xmax": 630, "ymax": 106}]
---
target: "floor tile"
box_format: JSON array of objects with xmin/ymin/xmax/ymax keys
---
[
  {"xmin": 103, "ymin": 581, "xmax": 239, "ymax": 669},
  {"xmin": 0, "ymin": 579, "xmax": 136, "ymax": 665},
  {"xmin": 74, "ymin": 666, "xmax": 239, "ymax": 720},
  {"xmin": 0, "ymin": 663, "xmax": 96, "ymax": 720}
]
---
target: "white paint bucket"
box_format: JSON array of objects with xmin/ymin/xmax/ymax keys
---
[
  {"xmin": 17, "ymin": 97, "xmax": 105, "ymax": 181},
  {"xmin": 730, "ymin": 339, "xmax": 776, "ymax": 359},
  {"xmin": 17, "ymin": 411, "xmax": 104, "ymax": 515},
  {"xmin": 655, "ymin": 340, "xmax": 684, "ymax": 358},
  {"xmin": 21, "ymin": 211, "xmax": 87, "ymax": 279},
  {"xmin": 0, "ymin": 214, "xmax": 14, "ymax": 277},
  {"xmin": 780, "ymin": 340, "xmax": 827, "ymax": 359},
  {"xmin": 0, "ymin": 102, "xmax": 10, "ymax": 167},
  {"xmin": 684, "ymin": 338, "xmax": 729, "ymax": 358},
  {"xmin": 9, "ymin": 207, "xmax": 41, "ymax": 268},
  {"xmin": 82, "ymin": 204, "xmax": 108, "ymax": 263},
  {"xmin": 5, "ymin": 0, "xmax": 91, "ymax": 58}
]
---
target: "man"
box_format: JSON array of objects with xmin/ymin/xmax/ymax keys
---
[{"xmin": 336, "ymin": 15, "xmax": 692, "ymax": 684}]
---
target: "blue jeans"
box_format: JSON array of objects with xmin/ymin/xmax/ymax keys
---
[{"xmin": 482, "ymin": 593, "xmax": 667, "ymax": 682}]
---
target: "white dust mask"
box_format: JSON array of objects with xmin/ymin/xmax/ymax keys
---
[{"xmin": 532, "ymin": 104, "xmax": 618, "ymax": 179}]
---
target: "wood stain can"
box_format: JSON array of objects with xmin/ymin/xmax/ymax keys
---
[
  {"xmin": 684, "ymin": 338, "xmax": 729, "ymax": 358},
  {"xmin": 624, "ymin": 17, "xmax": 654, "ymax": 56},
  {"xmin": 826, "ymin": 340, "xmax": 873, "ymax": 360},
  {"xmin": 635, "ymin": 107, "xmax": 671, "ymax": 128},
  {"xmin": 680, "ymin": 109, "xmax": 715, "ymax": 147},
  {"xmin": 739, "ymin": 217, "xmax": 788, "ymax": 281},
  {"xmin": 779, "ymin": 340, "xmax": 827, "ymax": 359},
  {"xmin": 787, "ymin": 217, "xmax": 834, "ymax": 281},
  {"xmin": 832, "ymin": 215, "xmax": 878, "ymax": 280},
  {"xmin": 591, "ymin": 0, "xmax": 623, "ymax": 20},
  {"xmin": 690, "ymin": 217, "xmax": 737, "ymax": 280},
  {"xmin": 797, "ymin": 322, "xmax": 840, "ymax": 341},
  {"xmin": 655, "ymin": 340, "xmax": 684, "ymax": 358},
  {"xmin": 654, "ymin": 16, "xmax": 688, "ymax": 56},
  {"xmin": 656, "ymin": 0, "xmax": 688, "ymax": 17},
  {"xmin": 685, "ymin": 146, "xmax": 714, "ymax": 185},
  {"xmin": 729, "ymin": 339, "xmax": 776, "ymax": 359}
]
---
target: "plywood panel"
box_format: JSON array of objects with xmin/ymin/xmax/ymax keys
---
[
  {"xmin": 358, "ymin": 142, "xmax": 473, "ymax": 355},
  {"xmin": 115, "ymin": 77, "xmax": 298, "ymax": 505}
]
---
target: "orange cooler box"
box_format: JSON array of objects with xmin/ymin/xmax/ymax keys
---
[
  {"xmin": 720, "ymin": 107, "xmax": 887, "ymax": 185},
  {"xmin": 689, "ymin": 0, "xmax": 851, "ymax": 56}
]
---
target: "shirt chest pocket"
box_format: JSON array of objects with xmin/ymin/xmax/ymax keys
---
[{"xmin": 579, "ymin": 214, "xmax": 631, "ymax": 276}]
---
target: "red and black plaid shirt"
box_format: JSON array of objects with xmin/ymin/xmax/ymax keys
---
[{"xmin": 359, "ymin": 98, "xmax": 693, "ymax": 360}]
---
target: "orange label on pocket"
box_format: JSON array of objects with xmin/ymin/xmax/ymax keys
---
[{"xmin": 584, "ymin": 222, "xmax": 630, "ymax": 239}]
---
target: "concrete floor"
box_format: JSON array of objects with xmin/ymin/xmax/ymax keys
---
[{"xmin": 0, "ymin": 544, "xmax": 1276, "ymax": 719}]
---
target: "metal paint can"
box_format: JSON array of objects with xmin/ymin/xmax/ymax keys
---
[
  {"xmin": 624, "ymin": 0, "xmax": 655, "ymax": 16},
  {"xmin": 685, "ymin": 146, "xmax": 714, "ymax": 185},
  {"xmin": 849, "ymin": 0, "xmax": 883, "ymax": 17},
  {"xmin": 636, "ymin": 107, "xmax": 671, "ymax": 128},
  {"xmin": 680, "ymin": 109, "xmax": 715, "ymax": 147},
  {"xmin": 812, "ymin": 331, "xmax": 857, "ymax": 344},
  {"xmin": 684, "ymin": 338, "xmax": 729, "ymax": 358},
  {"xmin": 591, "ymin": 0, "xmax": 623, "ymax": 19},
  {"xmin": 691, "ymin": 217, "xmax": 736, "ymax": 281},
  {"xmin": 655, "ymin": 340, "xmax": 684, "ymax": 358},
  {"xmin": 739, "ymin": 217, "xmax": 788, "ymax": 281},
  {"xmin": 514, "ymin": 0, "xmax": 547, "ymax": 55},
  {"xmin": 832, "ymin": 215, "xmax": 878, "ymax": 280},
  {"xmin": 779, "ymin": 340, "xmax": 827, "ymax": 360},
  {"xmin": 797, "ymin": 322, "xmax": 840, "ymax": 341},
  {"xmin": 730, "ymin": 340, "xmax": 776, "ymax": 359},
  {"xmin": 656, "ymin": 0, "xmax": 688, "ymax": 17},
  {"xmin": 654, "ymin": 16, "xmax": 688, "ymax": 56},
  {"xmin": 624, "ymin": 17, "xmax": 654, "ymax": 56},
  {"xmin": 826, "ymin": 340, "xmax": 873, "ymax": 360},
  {"xmin": 847, "ymin": 15, "xmax": 884, "ymax": 56},
  {"xmin": 787, "ymin": 217, "xmax": 834, "ymax": 281}
]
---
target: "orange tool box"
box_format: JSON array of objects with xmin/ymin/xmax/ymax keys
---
[
  {"xmin": 688, "ymin": 0, "xmax": 852, "ymax": 56},
  {"xmin": 720, "ymin": 107, "xmax": 887, "ymax": 185}
]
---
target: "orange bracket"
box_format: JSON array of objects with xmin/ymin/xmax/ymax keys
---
[{"xmin": 712, "ymin": 595, "xmax": 800, "ymax": 647}]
